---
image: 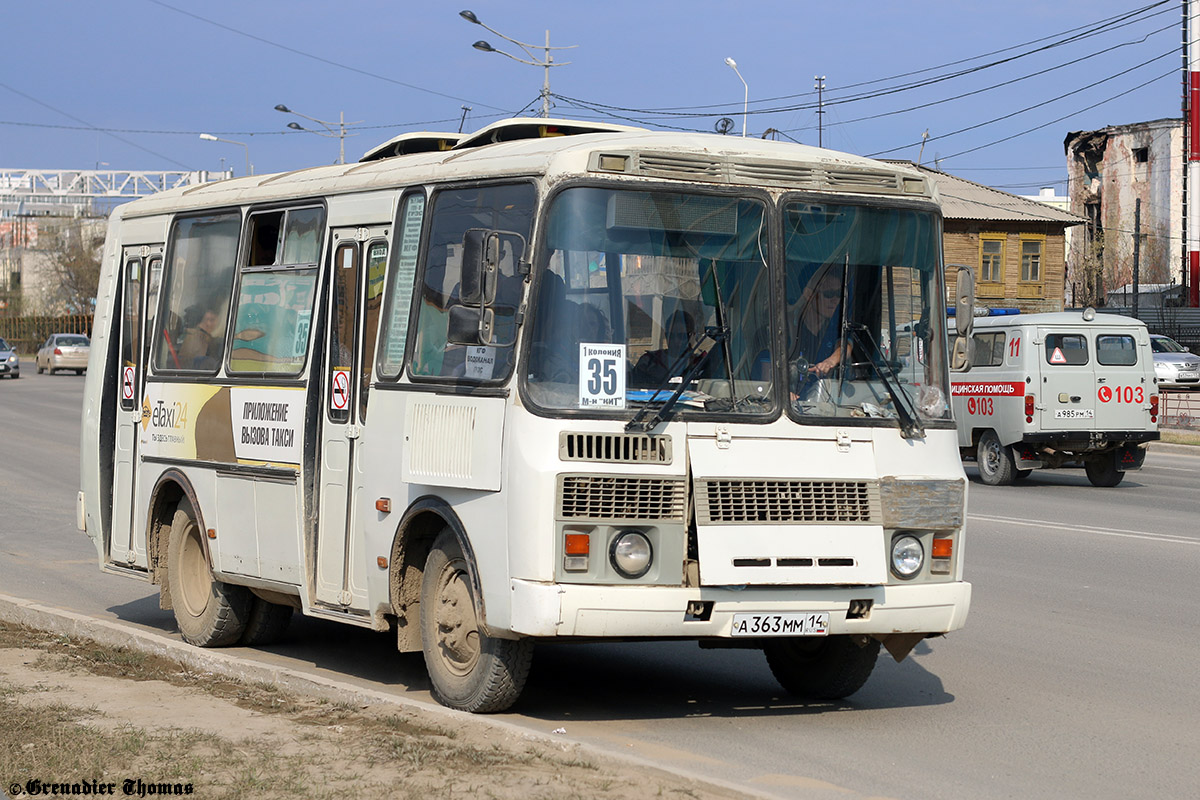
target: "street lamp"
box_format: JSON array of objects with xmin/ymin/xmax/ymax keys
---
[
  {"xmin": 274, "ymin": 104, "xmax": 361, "ymax": 165},
  {"xmin": 459, "ymin": 9, "xmax": 576, "ymax": 118},
  {"xmin": 199, "ymin": 133, "xmax": 252, "ymax": 176},
  {"xmin": 724, "ymin": 57, "xmax": 748, "ymax": 138}
]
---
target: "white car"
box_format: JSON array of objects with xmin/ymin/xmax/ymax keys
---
[
  {"xmin": 36, "ymin": 333, "xmax": 90, "ymax": 375},
  {"xmin": 1150, "ymin": 334, "xmax": 1199, "ymax": 390}
]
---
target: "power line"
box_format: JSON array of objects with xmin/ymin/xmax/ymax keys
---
[
  {"xmin": 143, "ymin": 0, "xmax": 510, "ymax": 114},
  {"xmin": 0, "ymin": 81, "xmax": 193, "ymax": 170},
  {"xmin": 554, "ymin": 1, "xmax": 1173, "ymax": 119},
  {"xmin": 867, "ymin": 49, "xmax": 1177, "ymax": 157}
]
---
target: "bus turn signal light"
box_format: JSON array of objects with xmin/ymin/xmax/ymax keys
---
[
  {"xmin": 931, "ymin": 538, "xmax": 953, "ymax": 558},
  {"xmin": 563, "ymin": 533, "xmax": 590, "ymax": 572},
  {"xmin": 375, "ymin": 498, "xmax": 391, "ymax": 513}
]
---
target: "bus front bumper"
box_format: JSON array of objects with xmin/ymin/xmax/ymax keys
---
[{"xmin": 508, "ymin": 579, "xmax": 971, "ymax": 640}]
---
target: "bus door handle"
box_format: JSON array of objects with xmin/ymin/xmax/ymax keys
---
[{"xmin": 345, "ymin": 424, "xmax": 361, "ymax": 440}]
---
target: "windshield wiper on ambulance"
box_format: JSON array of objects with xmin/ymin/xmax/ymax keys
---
[
  {"xmin": 844, "ymin": 322, "xmax": 924, "ymax": 440},
  {"xmin": 625, "ymin": 326, "xmax": 728, "ymax": 432}
]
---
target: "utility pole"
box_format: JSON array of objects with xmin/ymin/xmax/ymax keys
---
[
  {"xmin": 1133, "ymin": 198, "xmax": 1142, "ymax": 318},
  {"xmin": 814, "ymin": 76, "xmax": 826, "ymax": 148},
  {"xmin": 1188, "ymin": 0, "xmax": 1199, "ymax": 305},
  {"xmin": 458, "ymin": 105, "xmax": 472, "ymax": 133}
]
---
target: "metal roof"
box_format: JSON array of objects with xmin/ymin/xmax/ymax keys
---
[{"xmin": 885, "ymin": 162, "xmax": 1084, "ymax": 225}]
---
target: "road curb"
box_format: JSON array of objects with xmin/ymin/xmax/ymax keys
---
[{"xmin": 0, "ymin": 592, "xmax": 775, "ymax": 800}]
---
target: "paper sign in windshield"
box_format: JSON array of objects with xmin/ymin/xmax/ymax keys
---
[{"xmin": 579, "ymin": 343, "xmax": 626, "ymax": 409}]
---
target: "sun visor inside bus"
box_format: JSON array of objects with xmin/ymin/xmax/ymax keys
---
[{"xmin": 606, "ymin": 193, "xmax": 738, "ymax": 235}]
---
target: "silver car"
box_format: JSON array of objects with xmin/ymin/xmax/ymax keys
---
[
  {"xmin": 36, "ymin": 333, "xmax": 90, "ymax": 375},
  {"xmin": 0, "ymin": 336, "xmax": 19, "ymax": 379},
  {"xmin": 1150, "ymin": 334, "xmax": 1200, "ymax": 390}
]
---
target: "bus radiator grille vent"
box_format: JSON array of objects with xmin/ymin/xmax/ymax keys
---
[
  {"xmin": 559, "ymin": 432, "xmax": 672, "ymax": 465},
  {"xmin": 557, "ymin": 475, "xmax": 687, "ymax": 522},
  {"xmin": 696, "ymin": 479, "xmax": 881, "ymax": 525},
  {"xmin": 728, "ymin": 161, "xmax": 820, "ymax": 188},
  {"xmin": 636, "ymin": 153, "xmax": 724, "ymax": 181},
  {"xmin": 407, "ymin": 402, "xmax": 476, "ymax": 479},
  {"xmin": 824, "ymin": 169, "xmax": 902, "ymax": 193}
]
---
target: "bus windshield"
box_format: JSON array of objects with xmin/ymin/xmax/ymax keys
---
[
  {"xmin": 526, "ymin": 187, "xmax": 774, "ymax": 416},
  {"xmin": 784, "ymin": 200, "xmax": 950, "ymax": 425}
]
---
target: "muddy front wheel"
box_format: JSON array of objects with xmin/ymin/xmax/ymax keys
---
[
  {"xmin": 166, "ymin": 504, "xmax": 250, "ymax": 646},
  {"xmin": 420, "ymin": 531, "xmax": 532, "ymax": 713}
]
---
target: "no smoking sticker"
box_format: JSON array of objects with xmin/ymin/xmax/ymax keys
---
[
  {"xmin": 331, "ymin": 369, "xmax": 350, "ymax": 410},
  {"xmin": 121, "ymin": 366, "xmax": 135, "ymax": 401}
]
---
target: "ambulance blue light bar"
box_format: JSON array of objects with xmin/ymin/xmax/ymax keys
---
[{"xmin": 946, "ymin": 307, "xmax": 1020, "ymax": 316}]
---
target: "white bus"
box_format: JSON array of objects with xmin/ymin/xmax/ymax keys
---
[{"xmin": 80, "ymin": 118, "xmax": 973, "ymax": 712}]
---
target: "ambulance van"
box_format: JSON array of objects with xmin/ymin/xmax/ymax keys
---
[{"xmin": 951, "ymin": 310, "xmax": 1159, "ymax": 486}]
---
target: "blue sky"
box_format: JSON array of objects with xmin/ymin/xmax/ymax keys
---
[{"xmin": 0, "ymin": 0, "xmax": 1184, "ymax": 193}]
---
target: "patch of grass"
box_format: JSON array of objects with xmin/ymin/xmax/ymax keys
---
[{"xmin": 1160, "ymin": 429, "xmax": 1200, "ymax": 446}]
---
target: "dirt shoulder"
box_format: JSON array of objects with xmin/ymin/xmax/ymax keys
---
[{"xmin": 0, "ymin": 620, "xmax": 748, "ymax": 800}]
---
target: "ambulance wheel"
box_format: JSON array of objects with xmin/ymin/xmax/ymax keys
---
[
  {"xmin": 976, "ymin": 430, "xmax": 1016, "ymax": 486},
  {"xmin": 763, "ymin": 635, "xmax": 881, "ymax": 700},
  {"xmin": 1014, "ymin": 468, "xmax": 1032, "ymax": 482},
  {"xmin": 1085, "ymin": 452, "xmax": 1124, "ymax": 487},
  {"xmin": 420, "ymin": 530, "xmax": 533, "ymax": 713},
  {"xmin": 167, "ymin": 503, "xmax": 251, "ymax": 647}
]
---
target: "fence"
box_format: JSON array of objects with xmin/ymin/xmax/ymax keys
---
[
  {"xmin": 1160, "ymin": 391, "xmax": 1200, "ymax": 430},
  {"xmin": 0, "ymin": 315, "xmax": 93, "ymax": 354}
]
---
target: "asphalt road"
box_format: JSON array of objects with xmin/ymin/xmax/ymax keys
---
[{"xmin": 2, "ymin": 368, "xmax": 1198, "ymax": 799}]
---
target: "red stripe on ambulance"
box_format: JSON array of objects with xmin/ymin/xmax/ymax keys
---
[{"xmin": 951, "ymin": 382, "xmax": 1025, "ymax": 397}]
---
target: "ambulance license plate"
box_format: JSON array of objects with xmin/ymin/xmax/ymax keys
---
[
  {"xmin": 1055, "ymin": 408, "xmax": 1094, "ymax": 419},
  {"xmin": 731, "ymin": 612, "xmax": 829, "ymax": 637}
]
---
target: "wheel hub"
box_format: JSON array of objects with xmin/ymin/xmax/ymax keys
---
[{"xmin": 434, "ymin": 565, "xmax": 480, "ymax": 676}]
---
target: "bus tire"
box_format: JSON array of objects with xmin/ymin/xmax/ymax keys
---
[
  {"xmin": 976, "ymin": 430, "xmax": 1016, "ymax": 486},
  {"xmin": 239, "ymin": 597, "xmax": 294, "ymax": 646},
  {"xmin": 763, "ymin": 635, "xmax": 881, "ymax": 700},
  {"xmin": 166, "ymin": 505, "xmax": 250, "ymax": 647},
  {"xmin": 420, "ymin": 530, "xmax": 532, "ymax": 713},
  {"xmin": 1085, "ymin": 452, "xmax": 1124, "ymax": 487}
]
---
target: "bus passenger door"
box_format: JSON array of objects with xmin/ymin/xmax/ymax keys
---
[
  {"xmin": 111, "ymin": 245, "xmax": 162, "ymax": 566},
  {"xmin": 315, "ymin": 228, "xmax": 387, "ymax": 608}
]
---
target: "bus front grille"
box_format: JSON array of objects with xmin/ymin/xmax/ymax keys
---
[
  {"xmin": 557, "ymin": 474, "xmax": 687, "ymax": 522},
  {"xmin": 559, "ymin": 432, "xmax": 672, "ymax": 465},
  {"xmin": 696, "ymin": 479, "xmax": 881, "ymax": 525}
]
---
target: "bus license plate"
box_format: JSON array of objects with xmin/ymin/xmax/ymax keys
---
[
  {"xmin": 1054, "ymin": 408, "xmax": 1094, "ymax": 419},
  {"xmin": 731, "ymin": 612, "xmax": 829, "ymax": 637}
]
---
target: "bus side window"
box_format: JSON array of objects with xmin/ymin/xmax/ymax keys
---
[
  {"xmin": 153, "ymin": 213, "xmax": 241, "ymax": 373},
  {"xmin": 377, "ymin": 192, "xmax": 426, "ymax": 379},
  {"xmin": 228, "ymin": 207, "xmax": 322, "ymax": 375},
  {"xmin": 360, "ymin": 240, "xmax": 388, "ymax": 419},
  {"xmin": 409, "ymin": 183, "xmax": 535, "ymax": 382}
]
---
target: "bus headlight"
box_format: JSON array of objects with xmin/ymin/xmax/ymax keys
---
[
  {"xmin": 610, "ymin": 530, "xmax": 653, "ymax": 579},
  {"xmin": 890, "ymin": 534, "xmax": 924, "ymax": 579}
]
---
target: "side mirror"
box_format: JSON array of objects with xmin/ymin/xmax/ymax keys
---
[
  {"xmin": 447, "ymin": 304, "xmax": 495, "ymax": 346},
  {"xmin": 460, "ymin": 229, "xmax": 499, "ymax": 307},
  {"xmin": 953, "ymin": 264, "xmax": 975, "ymax": 339}
]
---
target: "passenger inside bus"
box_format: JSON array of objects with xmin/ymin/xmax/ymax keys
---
[
  {"xmin": 630, "ymin": 310, "xmax": 703, "ymax": 386},
  {"xmin": 178, "ymin": 304, "xmax": 223, "ymax": 369}
]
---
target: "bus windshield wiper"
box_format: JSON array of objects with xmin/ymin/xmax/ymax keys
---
[
  {"xmin": 625, "ymin": 326, "xmax": 728, "ymax": 432},
  {"xmin": 845, "ymin": 322, "xmax": 925, "ymax": 440}
]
